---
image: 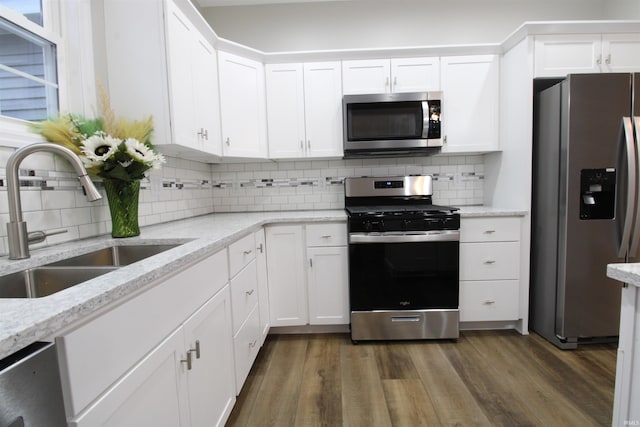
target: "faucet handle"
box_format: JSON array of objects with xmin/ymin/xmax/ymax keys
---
[{"xmin": 28, "ymin": 229, "xmax": 68, "ymax": 244}]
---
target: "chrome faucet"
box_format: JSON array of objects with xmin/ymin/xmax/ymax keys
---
[{"xmin": 5, "ymin": 142, "xmax": 102, "ymax": 260}]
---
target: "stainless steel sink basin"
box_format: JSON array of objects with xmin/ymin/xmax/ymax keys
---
[
  {"xmin": 0, "ymin": 266, "xmax": 117, "ymax": 298},
  {"xmin": 0, "ymin": 242, "xmax": 185, "ymax": 298},
  {"xmin": 46, "ymin": 244, "xmax": 181, "ymax": 267}
]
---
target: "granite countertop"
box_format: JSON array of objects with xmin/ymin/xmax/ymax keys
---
[
  {"xmin": 607, "ymin": 263, "xmax": 640, "ymax": 288},
  {"xmin": 0, "ymin": 206, "xmax": 526, "ymax": 360}
]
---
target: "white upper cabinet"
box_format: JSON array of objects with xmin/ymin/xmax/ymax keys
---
[
  {"xmin": 266, "ymin": 62, "xmax": 343, "ymax": 159},
  {"xmin": 534, "ymin": 33, "xmax": 640, "ymax": 77},
  {"xmin": 342, "ymin": 57, "xmax": 440, "ymax": 94},
  {"xmin": 440, "ymin": 54, "xmax": 500, "ymax": 153},
  {"xmin": 104, "ymin": 0, "xmax": 222, "ymax": 159},
  {"xmin": 218, "ymin": 51, "xmax": 268, "ymax": 159}
]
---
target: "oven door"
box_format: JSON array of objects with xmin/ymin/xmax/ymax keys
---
[{"xmin": 348, "ymin": 231, "xmax": 459, "ymax": 311}]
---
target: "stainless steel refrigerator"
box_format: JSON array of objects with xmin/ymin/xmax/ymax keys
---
[{"xmin": 531, "ymin": 73, "xmax": 640, "ymax": 349}]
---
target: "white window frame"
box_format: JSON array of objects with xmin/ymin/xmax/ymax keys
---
[{"xmin": 0, "ymin": 0, "xmax": 87, "ymax": 148}]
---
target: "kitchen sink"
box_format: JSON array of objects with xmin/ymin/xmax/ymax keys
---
[
  {"xmin": 45, "ymin": 244, "xmax": 182, "ymax": 267},
  {"xmin": 0, "ymin": 266, "xmax": 117, "ymax": 298},
  {"xmin": 0, "ymin": 242, "xmax": 185, "ymax": 298}
]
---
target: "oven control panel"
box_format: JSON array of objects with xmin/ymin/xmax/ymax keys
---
[{"xmin": 349, "ymin": 213, "xmax": 460, "ymax": 233}]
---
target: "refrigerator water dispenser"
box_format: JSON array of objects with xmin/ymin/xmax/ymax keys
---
[{"xmin": 580, "ymin": 168, "xmax": 616, "ymax": 220}]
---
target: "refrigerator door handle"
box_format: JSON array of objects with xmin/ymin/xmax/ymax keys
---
[
  {"xmin": 631, "ymin": 116, "xmax": 640, "ymax": 257},
  {"xmin": 619, "ymin": 117, "xmax": 637, "ymax": 258}
]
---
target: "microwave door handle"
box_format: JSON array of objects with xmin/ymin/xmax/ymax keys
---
[
  {"xmin": 421, "ymin": 101, "xmax": 430, "ymax": 138},
  {"xmin": 619, "ymin": 117, "xmax": 636, "ymax": 258},
  {"xmin": 630, "ymin": 116, "xmax": 640, "ymax": 257}
]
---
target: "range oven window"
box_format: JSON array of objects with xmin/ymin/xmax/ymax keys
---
[{"xmin": 349, "ymin": 240, "xmax": 459, "ymax": 311}]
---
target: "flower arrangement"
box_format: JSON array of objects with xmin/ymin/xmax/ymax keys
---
[
  {"xmin": 30, "ymin": 87, "xmax": 165, "ymax": 237},
  {"xmin": 30, "ymin": 88, "xmax": 165, "ymax": 182}
]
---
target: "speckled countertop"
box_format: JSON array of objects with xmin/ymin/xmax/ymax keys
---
[
  {"xmin": 0, "ymin": 206, "xmax": 526, "ymax": 360},
  {"xmin": 607, "ymin": 263, "xmax": 640, "ymax": 288}
]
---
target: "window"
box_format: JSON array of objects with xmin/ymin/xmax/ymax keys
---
[{"xmin": 0, "ymin": 1, "xmax": 59, "ymax": 122}]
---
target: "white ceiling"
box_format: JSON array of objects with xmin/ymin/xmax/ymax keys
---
[{"xmin": 196, "ymin": 0, "xmax": 356, "ymax": 6}]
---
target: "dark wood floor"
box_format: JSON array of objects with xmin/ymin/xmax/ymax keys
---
[{"xmin": 226, "ymin": 330, "xmax": 617, "ymax": 427}]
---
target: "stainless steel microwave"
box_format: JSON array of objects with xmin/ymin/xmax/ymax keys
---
[{"xmin": 342, "ymin": 91, "xmax": 442, "ymax": 157}]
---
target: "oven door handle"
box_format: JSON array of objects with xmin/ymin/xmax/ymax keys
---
[{"xmin": 349, "ymin": 230, "xmax": 460, "ymax": 244}]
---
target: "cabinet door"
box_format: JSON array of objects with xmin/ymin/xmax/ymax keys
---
[
  {"xmin": 193, "ymin": 34, "xmax": 223, "ymax": 156},
  {"xmin": 342, "ymin": 59, "xmax": 390, "ymax": 94},
  {"xmin": 440, "ymin": 55, "xmax": 500, "ymax": 153},
  {"xmin": 183, "ymin": 287, "xmax": 236, "ymax": 427},
  {"xmin": 218, "ymin": 51, "xmax": 267, "ymax": 158},
  {"xmin": 70, "ymin": 329, "xmax": 190, "ymax": 427},
  {"xmin": 602, "ymin": 33, "xmax": 640, "ymax": 73},
  {"xmin": 391, "ymin": 57, "xmax": 440, "ymax": 92},
  {"xmin": 304, "ymin": 62, "xmax": 344, "ymax": 158},
  {"xmin": 307, "ymin": 246, "xmax": 349, "ymax": 325},
  {"xmin": 166, "ymin": 2, "xmax": 199, "ymax": 150},
  {"xmin": 266, "ymin": 63, "xmax": 306, "ymax": 158},
  {"xmin": 534, "ymin": 34, "xmax": 602, "ymax": 77},
  {"xmin": 265, "ymin": 225, "xmax": 308, "ymax": 326},
  {"xmin": 255, "ymin": 229, "xmax": 270, "ymax": 342}
]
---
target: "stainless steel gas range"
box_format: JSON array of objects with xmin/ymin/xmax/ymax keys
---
[{"xmin": 345, "ymin": 175, "xmax": 460, "ymax": 341}]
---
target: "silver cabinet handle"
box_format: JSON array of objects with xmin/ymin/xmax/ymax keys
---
[
  {"xmin": 483, "ymin": 230, "xmax": 496, "ymax": 234},
  {"xmin": 483, "ymin": 300, "xmax": 496, "ymax": 305},
  {"xmin": 181, "ymin": 351, "xmax": 192, "ymax": 370},
  {"xmin": 249, "ymin": 340, "xmax": 257, "ymax": 348},
  {"xmin": 309, "ymin": 258, "xmax": 313, "ymax": 267},
  {"xmin": 385, "ymin": 76, "xmax": 389, "ymax": 87},
  {"xmin": 225, "ymin": 137, "xmax": 230, "ymax": 146},
  {"xmin": 189, "ymin": 340, "xmax": 201, "ymax": 359},
  {"xmin": 257, "ymin": 243, "xmax": 263, "ymax": 253},
  {"xmin": 605, "ymin": 53, "xmax": 611, "ymax": 65},
  {"xmin": 484, "ymin": 260, "xmax": 496, "ymax": 264},
  {"xmin": 300, "ymin": 140, "xmax": 303, "ymax": 150},
  {"xmin": 597, "ymin": 54, "xmax": 603, "ymax": 65},
  {"xmin": 245, "ymin": 289, "xmax": 255, "ymax": 296},
  {"xmin": 197, "ymin": 128, "xmax": 208, "ymax": 140},
  {"xmin": 307, "ymin": 140, "xmax": 311, "ymax": 149},
  {"xmin": 243, "ymin": 249, "xmax": 252, "ymax": 255},
  {"xmin": 393, "ymin": 76, "xmax": 397, "ymax": 86},
  {"xmin": 321, "ymin": 235, "xmax": 332, "ymax": 239}
]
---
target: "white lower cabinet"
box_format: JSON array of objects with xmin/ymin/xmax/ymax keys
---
[
  {"xmin": 266, "ymin": 222, "xmax": 349, "ymax": 327},
  {"xmin": 255, "ymin": 228, "xmax": 270, "ymax": 343},
  {"xmin": 459, "ymin": 217, "xmax": 521, "ymax": 323},
  {"xmin": 70, "ymin": 286, "xmax": 235, "ymax": 427},
  {"xmin": 306, "ymin": 223, "xmax": 349, "ymax": 325},
  {"xmin": 59, "ymin": 250, "xmax": 236, "ymax": 427},
  {"xmin": 228, "ymin": 232, "xmax": 263, "ymax": 393}
]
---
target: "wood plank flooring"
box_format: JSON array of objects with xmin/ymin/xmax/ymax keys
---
[{"xmin": 226, "ymin": 331, "xmax": 616, "ymax": 427}]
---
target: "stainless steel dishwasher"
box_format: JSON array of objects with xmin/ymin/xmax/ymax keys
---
[{"xmin": 0, "ymin": 342, "xmax": 66, "ymax": 427}]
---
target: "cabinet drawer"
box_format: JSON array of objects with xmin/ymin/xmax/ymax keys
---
[
  {"xmin": 57, "ymin": 249, "xmax": 228, "ymax": 417},
  {"xmin": 233, "ymin": 305, "xmax": 261, "ymax": 393},
  {"xmin": 460, "ymin": 280, "xmax": 519, "ymax": 321},
  {"xmin": 306, "ymin": 223, "xmax": 347, "ymax": 247},
  {"xmin": 460, "ymin": 217, "xmax": 520, "ymax": 242},
  {"xmin": 230, "ymin": 260, "xmax": 259, "ymax": 335},
  {"xmin": 228, "ymin": 233, "xmax": 256, "ymax": 278},
  {"xmin": 460, "ymin": 242, "xmax": 520, "ymax": 281}
]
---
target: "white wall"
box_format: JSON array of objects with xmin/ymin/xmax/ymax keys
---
[{"xmin": 199, "ymin": 0, "xmax": 624, "ymax": 52}]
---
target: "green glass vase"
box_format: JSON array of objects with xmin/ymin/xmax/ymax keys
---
[{"xmin": 103, "ymin": 179, "xmax": 140, "ymax": 238}]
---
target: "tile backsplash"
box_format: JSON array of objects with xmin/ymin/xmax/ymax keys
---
[
  {"xmin": 0, "ymin": 146, "xmax": 483, "ymax": 253},
  {"xmin": 211, "ymin": 155, "xmax": 484, "ymax": 212}
]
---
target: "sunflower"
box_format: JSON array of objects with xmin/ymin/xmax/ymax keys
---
[{"xmin": 80, "ymin": 132, "xmax": 120, "ymax": 167}]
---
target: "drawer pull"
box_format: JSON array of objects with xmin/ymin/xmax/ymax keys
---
[
  {"xmin": 243, "ymin": 249, "xmax": 253, "ymax": 255},
  {"xmin": 484, "ymin": 230, "xmax": 496, "ymax": 234},
  {"xmin": 181, "ymin": 351, "xmax": 193, "ymax": 370},
  {"xmin": 249, "ymin": 340, "xmax": 258, "ymax": 349},
  {"xmin": 483, "ymin": 300, "xmax": 496, "ymax": 305},
  {"xmin": 321, "ymin": 235, "xmax": 332, "ymax": 238},
  {"xmin": 257, "ymin": 243, "xmax": 263, "ymax": 253},
  {"xmin": 189, "ymin": 340, "xmax": 201, "ymax": 359},
  {"xmin": 484, "ymin": 260, "xmax": 496, "ymax": 264},
  {"xmin": 391, "ymin": 316, "xmax": 421, "ymax": 322},
  {"xmin": 246, "ymin": 289, "xmax": 255, "ymax": 296}
]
